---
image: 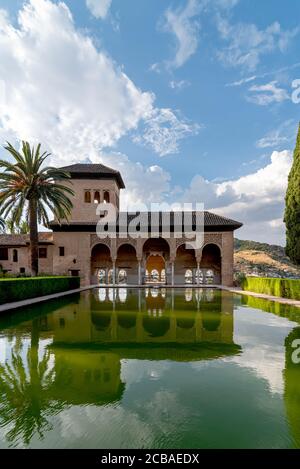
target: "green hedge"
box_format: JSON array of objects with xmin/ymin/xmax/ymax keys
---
[
  {"xmin": 0, "ymin": 276, "xmax": 80, "ymax": 305},
  {"xmin": 242, "ymin": 277, "xmax": 300, "ymax": 300}
]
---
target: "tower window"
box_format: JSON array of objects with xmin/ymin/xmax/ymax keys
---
[
  {"xmin": 84, "ymin": 190, "xmax": 91, "ymax": 203},
  {"xmin": 13, "ymin": 249, "xmax": 18, "ymax": 262},
  {"xmin": 103, "ymin": 191, "xmax": 110, "ymax": 203},
  {"xmin": 59, "ymin": 246, "xmax": 65, "ymax": 257},
  {"xmin": 94, "ymin": 191, "xmax": 100, "ymax": 204},
  {"xmin": 38, "ymin": 247, "xmax": 47, "ymax": 259}
]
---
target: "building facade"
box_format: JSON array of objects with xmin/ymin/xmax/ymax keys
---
[{"xmin": 0, "ymin": 164, "xmax": 242, "ymax": 286}]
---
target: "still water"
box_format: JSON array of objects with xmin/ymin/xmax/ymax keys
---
[{"xmin": 0, "ymin": 288, "xmax": 299, "ymax": 449}]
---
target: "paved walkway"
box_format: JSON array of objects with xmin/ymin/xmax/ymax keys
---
[
  {"xmin": 0, "ymin": 285, "xmax": 97, "ymax": 313},
  {"xmin": 223, "ymin": 286, "xmax": 300, "ymax": 308}
]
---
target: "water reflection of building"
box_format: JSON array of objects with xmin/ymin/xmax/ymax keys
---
[
  {"xmin": 45, "ymin": 288, "xmax": 237, "ymax": 352},
  {"xmin": 0, "ymin": 289, "xmax": 241, "ymax": 446},
  {"xmin": 51, "ymin": 350, "xmax": 124, "ymax": 405}
]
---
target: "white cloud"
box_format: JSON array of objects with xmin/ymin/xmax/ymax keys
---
[
  {"xmin": 86, "ymin": 0, "xmax": 112, "ymax": 19},
  {"xmin": 217, "ymin": 17, "xmax": 299, "ymax": 71},
  {"xmin": 181, "ymin": 150, "xmax": 293, "ymax": 244},
  {"xmin": 256, "ymin": 120, "xmax": 296, "ymax": 149},
  {"xmin": 133, "ymin": 108, "xmax": 201, "ymax": 157},
  {"xmin": 0, "ymin": 0, "xmax": 198, "ymax": 206},
  {"xmin": 162, "ymin": 0, "xmax": 201, "ymax": 69},
  {"xmin": 0, "ymin": 0, "xmax": 153, "ymax": 155},
  {"xmin": 247, "ymin": 81, "xmax": 290, "ymax": 106},
  {"xmin": 169, "ymin": 79, "xmax": 190, "ymax": 91}
]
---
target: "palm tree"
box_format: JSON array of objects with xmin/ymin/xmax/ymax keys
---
[
  {"xmin": 0, "ymin": 327, "xmax": 63, "ymax": 446},
  {"xmin": 5, "ymin": 217, "xmax": 30, "ymax": 234},
  {"xmin": 0, "ymin": 217, "xmax": 5, "ymax": 233},
  {"xmin": 0, "ymin": 142, "xmax": 74, "ymax": 275}
]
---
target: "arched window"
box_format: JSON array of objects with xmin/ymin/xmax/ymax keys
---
[
  {"xmin": 103, "ymin": 191, "xmax": 110, "ymax": 203},
  {"xmin": 13, "ymin": 249, "xmax": 18, "ymax": 263},
  {"xmin": 185, "ymin": 269, "xmax": 193, "ymax": 284},
  {"xmin": 118, "ymin": 269, "xmax": 127, "ymax": 285},
  {"xmin": 150, "ymin": 269, "xmax": 160, "ymax": 282},
  {"xmin": 108, "ymin": 269, "xmax": 114, "ymax": 284},
  {"xmin": 206, "ymin": 269, "xmax": 214, "ymax": 285},
  {"xmin": 195, "ymin": 268, "xmax": 204, "ymax": 284},
  {"xmin": 97, "ymin": 269, "xmax": 106, "ymax": 284},
  {"xmin": 94, "ymin": 191, "xmax": 100, "ymax": 204},
  {"xmin": 84, "ymin": 190, "xmax": 91, "ymax": 203}
]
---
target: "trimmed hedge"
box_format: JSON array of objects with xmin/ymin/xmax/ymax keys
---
[
  {"xmin": 242, "ymin": 276, "xmax": 300, "ymax": 301},
  {"xmin": 0, "ymin": 276, "xmax": 80, "ymax": 305}
]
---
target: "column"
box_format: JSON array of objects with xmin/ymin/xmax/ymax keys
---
[
  {"xmin": 171, "ymin": 261, "xmax": 175, "ymax": 286},
  {"xmin": 138, "ymin": 259, "xmax": 141, "ymax": 286},
  {"xmin": 112, "ymin": 260, "xmax": 116, "ymax": 286},
  {"xmin": 197, "ymin": 262, "xmax": 200, "ymax": 286}
]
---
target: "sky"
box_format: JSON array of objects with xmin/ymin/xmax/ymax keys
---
[{"xmin": 0, "ymin": 0, "xmax": 300, "ymax": 245}]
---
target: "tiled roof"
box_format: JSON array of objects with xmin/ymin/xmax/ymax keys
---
[
  {"xmin": 0, "ymin": 232, "xmax": 53, "ymax": 246},
  {"xmin": 49, "ymin": 211, "xmax": 243, "ymax": 231},
  {"xmin": 59, "ymin": 163, "xmax": 125, "ymax": 188}
]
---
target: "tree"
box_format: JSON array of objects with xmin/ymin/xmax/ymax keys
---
[
  {"xmin": 0, "ymin": 142, "xmax": 74, "ymax": 275},
  {"xmin": 0, "ymin": 218, "xmax": 4, "ymax": 233},
  {"xmin": 285, "ymin": 124, "xmax": 300, "ymax": 265},
  {"xmin": 5, "ymin": 217, "xmax": 30, "ymax": 234},
  {"xmin": 0, "ymin": 324, "xmax": 62, "ymax": 446}
]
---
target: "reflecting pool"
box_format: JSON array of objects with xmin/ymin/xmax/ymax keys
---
[{"xmin": 0, "ymin": 288, "xmax": 299, "ymax": 448}]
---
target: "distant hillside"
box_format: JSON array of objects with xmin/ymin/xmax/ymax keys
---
[{"xmin": 234, "ymin": 239, "xmax": 300, "ymax": 279}]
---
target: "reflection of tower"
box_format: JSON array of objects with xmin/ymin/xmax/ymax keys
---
[
  {"xmin": 284, "ymin": 327, "xmax": 300, "ymax": 448},
  {"xmin": 51, "ymin": 350, "xmax": 124, "ymax": 405}
]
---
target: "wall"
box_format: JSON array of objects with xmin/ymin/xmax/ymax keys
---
[{"xmin": 59, "ymin": 178, "xmax": 120, "ymax": 222}]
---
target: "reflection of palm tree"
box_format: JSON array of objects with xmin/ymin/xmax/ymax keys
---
[{"xmin": 0, "ymin": 324, "xmax": 62, "ymax": 446}]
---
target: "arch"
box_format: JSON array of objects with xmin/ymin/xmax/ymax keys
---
[
  {"xmin": 97, "ymin": 269, "xmax": 106, "ymax": 284},
  {"xmin": 103, "ymin": 191, "xmax": 110, "ymax": 203},
  {"xmin": 117, "ymin": 243, "xmax": 137, "ymax": 257},
  {"xmin": 142, "ymin": 237, "xmax": 171, "ymax": 255},
  {"xmin": 91, "ymin": 241, "xmax": 112, "ymax": 255},
  {"xmin": 195, "ymin": 268, "xmax": 204, "ymax": 284},
  {"xmin": 143, "ymin": 238, "xmax": 170, "ymax": 284},
  {"xmin": 185, "ymin": 269, "xmax": 193, "ymax": 284},
  {"xmin": 84, "ymin": 190, "xmax": 91, "ymax": 203},
  {"xmin": 200, "ymin": 243, "xmax": 221, "ymax": 285},
  {"xmin": 177, "ymin": 317, "xmax": 195, "ymax": 329},
  {"xmin": 116, "ymin": 243, "xmax": 137, "ymax": 285},
  {"xmin": 91, "ymin": 243, "xmax": 112, "ymax": 284},
  {"xmin": 145, "ymin": 255, "xmax": 165, "ymax": 284},
  {"xmin": 91, "ymin": 312, "xmax": 111, "ymax": 331},
  {"xmin": 202, "ymin": 312, "xmax": 221, "ymax": 332},
  {"xmin": 143, "ymin": 316, "xmax": 170, "ymax": 338},
  {"xmin": 118, "ymin": 269, "xmax": 127, "ymax": 284},
  {"xmin": 174, "ymin": 244, "xmax": 197, "ymax": 285},
  {"xmin": 202, "ymin": 240, "xmax": 222, "ymax": 252},
  {"xmin": 117, "ymin": 313, "xmax": 136, "ymax": 329},
  {"xmin": 94, "ymin": 191, "xmax": 100, "ymax": 204}
]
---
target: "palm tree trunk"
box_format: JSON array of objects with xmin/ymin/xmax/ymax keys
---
[{"xmin": 29, "ymin": 198, "xmax": 38, "ymax": 276}]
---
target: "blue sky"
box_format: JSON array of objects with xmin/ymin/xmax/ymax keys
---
[{"xmin": 0, "ymin": 0, "xmax": 299, "ymax": 244}]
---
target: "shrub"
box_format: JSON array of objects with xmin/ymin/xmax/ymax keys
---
[
  {"xmin": 234, "ymin": 271, "xmax": 246, "ymax": 287},
  {"xmin": 0, "ymin": 276, "xmax": 80, "ymax": 305},
  {"xmin": 242, "ymin": 277, "xmax": 300, "ymax": 301}
]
